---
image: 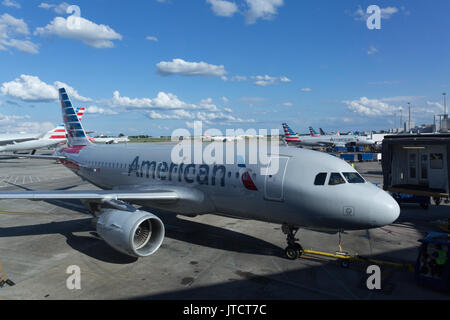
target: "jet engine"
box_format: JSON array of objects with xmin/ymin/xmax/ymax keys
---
[{"xmin": 96, "ymin": 209, "xmax": 165, "ymax": 257}]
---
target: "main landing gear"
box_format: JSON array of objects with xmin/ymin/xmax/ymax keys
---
[{"xmin": 282, "ymin": 224, "xmax": 303, "ymax": 260}]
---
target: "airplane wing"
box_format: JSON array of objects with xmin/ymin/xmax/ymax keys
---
[
  {"xmin": 0, "ymin": 153, "xmax": 66, "ymax": 160},
  {"xmin": 0, "ymin": 189, "xmax": 179, "ymax": 201},
  {"xmin": 0, "ymin": 136, "xmax": 39, "ymax": 146}
]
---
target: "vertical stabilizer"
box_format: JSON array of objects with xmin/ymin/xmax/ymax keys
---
[{"xmin": 59, "ymin": 88, "xmax": 91, "ymax": 147}]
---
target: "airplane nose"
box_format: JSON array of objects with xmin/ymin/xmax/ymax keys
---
[{"xmin": 370, "ymin": 190, "xmax": 400, "ymax": 227}]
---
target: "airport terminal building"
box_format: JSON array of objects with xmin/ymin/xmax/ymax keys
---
[{"xmin": 382, "ymin": 133, "xmax": 450, "ymax": 202}]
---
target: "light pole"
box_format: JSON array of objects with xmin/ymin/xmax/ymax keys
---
[
  {"xmin": 443, "ymin": 93, "xmax": 447, "ymax": 118},
  {"xmin": 408, "ymin": 102, "xmax": 411, "ymax": 132}
]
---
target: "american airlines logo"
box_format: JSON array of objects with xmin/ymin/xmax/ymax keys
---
[{"xmin": 128, "ymin": 157, "xmax": 258, "ymax": 190}]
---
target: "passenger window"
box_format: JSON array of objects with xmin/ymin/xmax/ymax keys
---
[
  {"xmin": 329, "ymin": 172, "xmax": 346, "ymax": 185},
  {"xmin": 314, "ymin": 173, "xmax": 327, "ymax": 185},
  {"xmin": 342, "ymin": 172, "xmax": 365, "ymax": 183}
]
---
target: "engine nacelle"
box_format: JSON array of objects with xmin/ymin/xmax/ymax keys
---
[{"xmin": 96, "ymin": 209, "xmax": 165, "ymax": 258}]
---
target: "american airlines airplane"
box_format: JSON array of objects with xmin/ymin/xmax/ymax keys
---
[
  {"xmin": 203, "ymin": 133, "xmax": 243, "ymax": 142},
  {"xmin": 93, "ymin": 134, "xmax": 130, "ymax": 144},
  {"xmin": 0, "ymin": 89, "xmax": 399, "ymax": 260},
  {"xmin": 0, "ymin": 107, "xmax": 85, "ymax": 154},
  {"xmin": 284, "ymin": 123, "xmax": 375, "ymax": 148}
]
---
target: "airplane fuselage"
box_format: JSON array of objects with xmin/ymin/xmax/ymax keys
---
[{"xmin": 56, "ymin": 143, "xmax": 399, "ymax": 231}]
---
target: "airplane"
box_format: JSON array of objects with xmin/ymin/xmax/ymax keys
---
[
  {"xmin": 284, "ymin": 123, "xmax": 356, "ymax": 147},
  {"xmin": 284, "ymin": 123, "xmax": 375, "ymax": 148},
  {"xmin": 309, "ymin": 127, "xmax": 321, "ymax": 137},
  {"xmin": 0, "ymin": 88, "xmax": 400, "ymax": 260},
  {"xmin": 319, "ymin": 128, "xmax": 326, "ymax": 136},
  {"xmin": 0, "ymin": 108, "xmax": 86, "ymax": 154},
  {"xmin": 203, "ymin": 132, "xmax": 243, "ymax": 142},
  {"xmin": 93, "ymin": 134, "xmax": 130, "ymax": 144}
]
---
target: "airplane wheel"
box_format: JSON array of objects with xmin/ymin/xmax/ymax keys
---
[
  {"xmin": 285, "ymin": 246, "xmax": 299, "ymax": 260},
  {"xmin": 293, "ymin": 243, "xmax": 303, "ymax": 257}
]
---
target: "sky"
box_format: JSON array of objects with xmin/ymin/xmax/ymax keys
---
[{"xmin": 0, "ymin": 0, "xmax": 449, "ymax": 136}]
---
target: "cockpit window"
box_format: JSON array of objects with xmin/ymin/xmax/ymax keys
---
[
  {"xmin": 342, "ymin": 172, "xmax": 365, "ymax": 183},
  {"xmin": 329, "ymin": 172, "xmax": 346, "ymax": 185},
  {"xmin": 314, "ymin": 172, "xmax": 327, "ymax": 185}
]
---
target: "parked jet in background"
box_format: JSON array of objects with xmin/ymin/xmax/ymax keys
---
[
  {"xmin": 93, "ymin": 135, "xmax": 130, "ymax": 144},
  {"xmin": 0, "ymin": 88, "xmax": 400, "ymax": 260},
  {"xmin": 284, "ymin": 123, "xmax": 356, "ymax": 147},
  {"xmin": 0, "ymin": 107, "xmax": 85, "ymax": 154},
  {"xmin": 203, "ymin": 133, "xmax": 243, "ymax": 142},
  {"xmin": 284, "ymin": 123, "xmax": 375, "ymax": 148}
]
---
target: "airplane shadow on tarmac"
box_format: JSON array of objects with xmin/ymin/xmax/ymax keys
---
[{"xmin": 0, "ymin": 203, "xmax": 284, "ymax": 264}]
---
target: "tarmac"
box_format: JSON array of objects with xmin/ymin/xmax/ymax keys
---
[{"xmin": 0, "ymin": 151, "xmax": 449, "ymax": 300}]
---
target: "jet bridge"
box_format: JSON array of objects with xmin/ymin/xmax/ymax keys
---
[{"xmin": 382, "ymin": 133, "xmax": 450, "ymax": 204}]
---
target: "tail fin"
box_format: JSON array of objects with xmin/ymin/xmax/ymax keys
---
[
  {"xmin": 336, "ymin": 130, "xmax": 340, "ymax": 136},
  {"xmin": 42, "ymin": 124, "xmax": 67, "ymax": 140},
  {"xmin": 319, "ymin": 128, "xmax": 325, "ymax": 135},
  {"xmin": 59, "ymin": 88, "xmax": 91, "ymax": 147},
  {"xmin": 282, "ymin": 122, "xmax": 296, "ymax": 137},
  {"xmin": 308, "ymin": 127, "xmax": 319, "ymax": 137}
]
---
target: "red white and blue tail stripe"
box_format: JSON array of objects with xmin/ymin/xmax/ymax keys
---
[
  {"xmin": 309, "ymin": 127, "xmax": 320, "ymax": 137},
  {"xmin": 282, "ymin": 123, "xmax": 302, "ymax": 143},
  {"xmin": 59, "ymin": 88, "xmax": 91, "ymax": 147}
]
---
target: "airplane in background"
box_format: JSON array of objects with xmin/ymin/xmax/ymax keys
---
[
  {"xmin": 284, "ymin": 123, "xmax": 375, "ymax": 148},
  {"xmin": 0, "ymin": 108, "xmax": 85, "ymax": 154},
  {"xmin": 203, "ymin": 133, "xmax": 243, "ymax": 142},
  {"xmin": 0, "ymin": 88, "xmax": 400, "ymax": 260},
  {"xmin": 93, "ymin": 135, "xmax": 130, "ymax": 144},
  {"xmin": 309, "ymin": 127, "xmax": 321, "ymax": 137},
  {"xmin": 284, "ymin": 123, "xmax": 356, "ymax": 147}
]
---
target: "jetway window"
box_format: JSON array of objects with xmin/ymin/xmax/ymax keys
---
[
  {"xmin": 430, "ymin": 153, "xmax": 443, "ymax": 169},
  {"xmin": 314, "ymin": 172, "xmax": 327, "ymax": 185},
  {"xmin": 329, "ymin": 173, "xmax": 346, "ymax": 185},
  {"xmin": 342, "ymin": 172, "xmax": 365, "ymax": 183}
]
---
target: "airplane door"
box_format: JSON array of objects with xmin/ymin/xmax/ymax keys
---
[
  {"xmin": 264, "ymin": 156, "xmax": 289, "ymax": 202},
  {"xmin": 407, "ymin": 150, "xmax": 418, "ymax": 185}
]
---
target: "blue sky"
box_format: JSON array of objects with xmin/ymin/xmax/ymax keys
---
[{"xmin": 0, "ymin": 0, "xmax": 449, "ymax": 136}]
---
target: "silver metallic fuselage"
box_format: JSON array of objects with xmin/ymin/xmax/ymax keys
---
[{"xmin": 56, "ymin": 143, "xmax": 399, "ymax": 231}]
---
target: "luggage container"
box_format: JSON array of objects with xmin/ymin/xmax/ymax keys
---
[
  {"xmin": 358, "ymin": 153, "xmax": 373, "ymax": 162},
  {"xmin": 340, "ymin": 154, "xmax": 354, "ymax": 162}
]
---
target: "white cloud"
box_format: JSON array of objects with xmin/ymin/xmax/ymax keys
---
[
  {"xmin": 367, "ymin": 45, "xmax": 377, "ymax": 55},
  {"xmin": 282, "ymin": 102, "xmax": 293, "ymax": 107},
  {"xmin": 224, "ymin": 107, "xmax": 232, "ymax": 112},
  {"xmin": 245, "ymin": 0, "xmax": 284, "ymax": 24},
  {"xmin": 2, "ymin": 0, "xmax": 20, "ymax": 8},
  {"xmin": 156, "ymin": 58, "xmax": 227, "ymax": 77},
  {"xmin": 146, "ymin": 35, "xmax": 158, "ymax": 41},
  {"xmin": 34, "ymin": 15, "xmax": 122, "ymax": 48},
  {"xmin": 38, "ymin": 2, "xmax": 70, "ymax": 14},
  {"xmin": 0, "ymin": 13, "xmax": 39, "ymax": 54},
  {"xmin": 207, "ymin": 0, "xmax": 238, "ymax": 17},
  {"xmin": 252, "ymin": 75, "xmax": 290, "ymax": 86},
  {"xmin": 301, "ymin": 88, "xmax": 312, "ymax": 92},
  {"xmin": 343, "ymin": 97, "xmax": 401, "ymax": 117},
  {"xmin": 353, "ymin": 5, "xmax": 399, "ymax": 21},
  {"xmin": 221, "ymin": 96, "xmax": 229, "ymax": 103},
  {"xmin": 1, "ymin": 75, "xmax": 91, "ymax": 102},
  {"xmin": 85, "ymin": 106, "xmax": 118, "ymax": 115}
]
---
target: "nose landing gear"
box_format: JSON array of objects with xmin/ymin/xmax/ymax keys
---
[{"xmin": 282, "ymin": 224, "xmax": 303, "ymax": 260}]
